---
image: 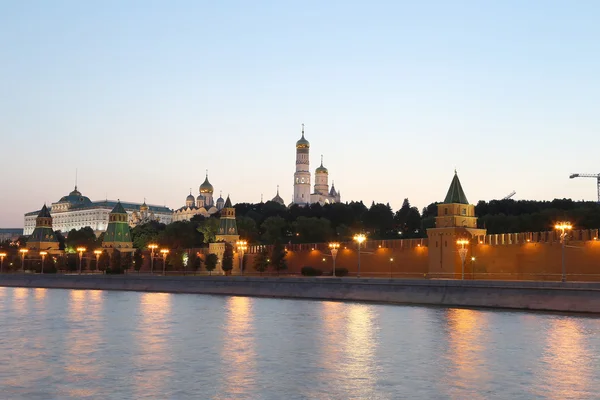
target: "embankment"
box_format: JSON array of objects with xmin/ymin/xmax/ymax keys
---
[{"xmin": 1, "ymin": 274, "xmax": 599, "ymax": 313}]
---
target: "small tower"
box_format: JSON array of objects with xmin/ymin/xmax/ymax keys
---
[
  {"xmin": 271, "ymin": 185, "xmax": 285, "ymax": 206},
  {"xmin": 102, "ymin": 200, "xmax": 133, "ymax": 252},
  {"xmin": 293, "ymin": 124, "xmax": 311, "ymax": 205},
  {"xmin": 215, "ymin": 196, "xmax": 239, "ymax": 243},
  {"xmin": 200, "ymin": 171, "xmax": 214, "ymax": 207},
  {"xmin": 216, "ymin": 191, "xmax": 225, "ymax": 211},
  {"xmin": 426, "ymin": 171, "xmax": 486, "ymax": 278},
  {"xmin": 26, "ymin": 204, "xmax": 59, "ymax": 252},
  {"xmin": 314, "ymin": 155, "xmax": 329, "ymax": 195},
  {"xmin": 186, "ymin": 190, "xmax": 195, "ymax": 208}
]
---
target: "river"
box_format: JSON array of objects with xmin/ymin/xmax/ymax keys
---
[{"xmin": 0, "ymin": 287, "xmax": 598, "ymax": 399}]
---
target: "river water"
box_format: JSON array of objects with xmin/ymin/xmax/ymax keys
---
[{"xmin": 0, "ymin": 287, "xmax": 598, "ymax": 399}]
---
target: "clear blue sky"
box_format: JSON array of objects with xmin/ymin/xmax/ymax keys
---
[{"xmin": 2, "ymin": 0, "xmax": 599, "ymax": 227}]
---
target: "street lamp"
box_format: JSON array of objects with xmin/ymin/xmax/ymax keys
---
[
  {"xmin": 236, "ymin": 240, "xmax": 248, "ymax": 276},
  {"xmin": 555, "ymin": 222, "xmax": 573, "ymax": 282},
  {"xmin": 76, "ymin": 247, "xmax": 86, "ymax": 274},
  {"xmin": 456, "ymin": 239, "xmax": 470, "ymax": 280},
  {"xmin": 389, "ymin": 257, "xmax": 394, "ymax": 278},
  {"xmin": 329, "ymin": 242, "xmax": 340, "ymax": 277},
  {"xmin": 160, "ymin": 249, "xmax": 169, "ymax": 275},
  {"xmin": 148, "ymin": 244, "xmax": 158, "ymax": 274},
  {"xmin": 39, "ymin": 251, "xmax": 47, "ymax": 274},
  {"xmin": 353, "ymin": 234, "xmax": 366, "ymax": 278},
  {"xmin": 94, "ymin": 250, "xmax": 102, "ymax": 272},
  {"xmin": 19, "ymin": 249, "xmax": 28, "ymax": 272},
  {"xmin": 0, "ymin": 252, "xmax": 6, "ymax": 273}
]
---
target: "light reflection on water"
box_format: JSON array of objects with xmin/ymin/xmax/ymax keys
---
[{"xmin": 0, "ymin": 287, "xmax": 598, "ymax": 400}]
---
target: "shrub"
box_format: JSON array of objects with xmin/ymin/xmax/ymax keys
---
[
  {"xmin": 301, "ymin": 266, "xmax": 323, "ymax": 276},
  {"xmin": 334, "ymin": 268, "xmax": 348, "ymax": 277}
]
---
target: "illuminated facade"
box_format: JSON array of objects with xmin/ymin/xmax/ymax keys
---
[
  {"xmin": 172, "ymin": 173, "xmax": 226, "ymax": 222},
  {"xmin": 292, "ymin": 125, "xmax": 341, "ymax": 206},
  {"xmin": 23, "ymin": 186, "xmax": 172, "ymax": 236}
]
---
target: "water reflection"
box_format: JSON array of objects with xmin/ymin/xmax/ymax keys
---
[
  {"xmin": 63, "ymin": 290, "xmax": 102, "ymax": 397},
  {"xmin": 34, "ymin": 287, "xmax": 47, "ymax": 300},
  {"xmin": 444, "ymin": 308, "xmax": 490, "ymax": 400},
  {"xmin": 133, "ymin": 292, "xmax": 173, "ymax": 398},
  {"xmin": 534, "ymin": 318, "xmax": 593, "ymax": 399},
  {"xmin": 219, "ymin": 296, "xmax": 256, "ymax": 397}
]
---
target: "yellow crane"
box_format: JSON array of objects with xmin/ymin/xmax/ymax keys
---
[{"xmin": 569, "ymin": 173, "xmax": 600, "ymax": 203}]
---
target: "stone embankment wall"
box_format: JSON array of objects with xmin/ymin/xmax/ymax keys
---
[{"xmin": 1, "ymin": 275, "xmax": 599, "ymax": 313}]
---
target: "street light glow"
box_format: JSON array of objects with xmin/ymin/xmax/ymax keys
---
[
  {"xmin": 160, "ymin": 249, "xmax": 169, "ymax": 255},
  {"xmin": 353, "ymin": 234, "xmax": 366, "ymax": 244},
  {"xmin": 148, "ymin": 244, "xmax": 158, "ymax": 250},
  {"xmin": 328, "ymin": 242, "xmax": 340, "ymax": 249},
  {"xmin": 39, "ymin": 251, "xmax": 47, "ymax": 256},
  {"xmin": 554, "ymin": 222, "xmax": 573, "ymax": 230},
  {"xmin": 76, "ymin": 247, "xmax": 87, "ymax": 253},
  {"xmin": 94, "ymin": 250, "xmax": 102, "ymax": 255},
  {"xmin": 19, "ymin": 249, "xmax": 29, "ymax": 254},
  {"xmin": 456, "ymin": 239, "xmax": 469, "ymax": 246}
]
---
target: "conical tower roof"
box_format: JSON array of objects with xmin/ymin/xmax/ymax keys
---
[
  {"xmin": 111, "ymin": 200, "xmax": 127, "ymax": 214},
  {"xmin": 444, "ymin": 171, "xmax": 469, "ymax": 204},
  {"xmin": 224, "ymin": 195, "xmax": 232, "ymax": 208},
  {"xmin": 37, "ymin": 204, "xmax": 52, "ymax": 218}
]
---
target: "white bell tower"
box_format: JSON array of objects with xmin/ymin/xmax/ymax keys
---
[{"xmin": 293, "ymin": 124, "xmax": 311, "ymax": 205}]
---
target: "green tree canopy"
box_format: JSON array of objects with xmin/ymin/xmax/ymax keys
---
[
  {"xmin": 293, "ymin": 216, "xmax": 333, "ymax": 243},
  {"xmin": 253, "ymin": 247, "xmax": 269, "ymax": 275},
  {"xmin": 197, "ymin": 217, "xmax": 221, "ymax": 244},
  {"xmin": 261, "ymin": 216, "xmax": 288, "ymax": 244},
  {"xmin": 222, "ymin": 243, "xmax": 234, "ymax": 275},
  {"xmin": 205, "ymin": 253, "xmax": 218, "ymax": 275}
]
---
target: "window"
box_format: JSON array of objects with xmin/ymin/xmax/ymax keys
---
[
  {"xmin": 444, "ymin": 208, "xmax": 448, "ymax": 215},
  {"xmin": 461, "ymin": 208, "xmax": 466, "ymax": 215}
]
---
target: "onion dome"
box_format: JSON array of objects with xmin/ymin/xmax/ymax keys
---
[
  {"xmin": 217, "ymin": 192, "xmax": 225, "ymax": 205},
  {"xmin": 200, "ymin": 171, "xmax": 214, "ymax": 194},
  {"xmin": 196, "ymin": 194, "xmax": 205, "ymax": 201},
  {"xmin": 70, "ymin": 185, "xmax": 81, "ymax": 196},
  {"xmin": 186, "ymin": 193, "xmax": 195, "ymax": 202},
  {"xmin": 315, "ymin": 155, "xmax": 328, "ymax": 174},
  {"xmin": 271, "ymin": 185, "xmax": 285, "ymax": 206},
  {"xmin": 296, "ymin": 124, "xmax": 310, "ymax": 149}
]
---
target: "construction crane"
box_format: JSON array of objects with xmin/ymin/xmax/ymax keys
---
[
  {"xmin": 569, "ymin": 173, "xmax": 600, "ymax": 203},
  {"xmin": 503, "ymin": 191, "xmax": 516, "ymax": 200}
]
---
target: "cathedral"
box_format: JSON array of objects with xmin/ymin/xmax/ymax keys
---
[
  {"xmin": 292, "ymin": 124, "xmax": 341, "ymax": 206},
  {"xmin": 172, "ymin": 172, "xmax": 226, "ymax": 221}
]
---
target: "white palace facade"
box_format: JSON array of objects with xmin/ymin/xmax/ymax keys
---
[{"xmin": 23, "ymin": 186, "xmax": 172, "ymax": 236}]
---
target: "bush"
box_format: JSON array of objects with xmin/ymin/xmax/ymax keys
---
[
  {"xmin": 301, "ymin": 266, "xmax": 323, "ymax": 276},
  {"xmin": 334, "ymin": 268, "xmax": 348, "ymax": 277}
]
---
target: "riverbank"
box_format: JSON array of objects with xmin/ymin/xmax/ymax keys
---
[{"xmin": 1, "ymin": 274, "xmax": 599, "ymax": 313}]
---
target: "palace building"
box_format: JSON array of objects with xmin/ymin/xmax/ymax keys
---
[
  {"xmin": 292, "ymin": 125, "xmax": 341, "ymax": 206},
  {"xmin": 23, "ymin": 185, "xmax": 172, "ymax": 236}
]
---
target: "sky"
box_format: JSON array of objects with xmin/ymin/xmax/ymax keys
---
[{"xmin": 1, "ymin": 0, "xmax": 600, "ymax": 227}]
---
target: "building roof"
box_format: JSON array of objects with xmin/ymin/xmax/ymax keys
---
[
  {"xmin": 271, "ymin": 186, "xmax": 285, "ymax": 205},
  {"xmin": 444, "ymin": 171, "xmax": 469, "ymax": 204},
  {"xmin": 296, "ymin": 124, "xmax": 310, "ymax": 149},
  {"xmin": 200, "ymin": 173, "xmax": 214, "ymax": 194},
  {"xmin": 37, "ymin": 204, "xmax": 52, "ymax": 218},
  {"xmin": 315, "ymin": 155, "xmax": 328, "ymax": 174},
  {"xmin": 58, "ymin": 186, "xmax": 92, "ymax": 206},
  {"xmin": 25, "ymin": 200, "xmax": 172, "ymax": 217},
  {"xmin": 110, "ymin": 201, "xmax": 127, "ymax": 214},
  {"xmin": 224, "ymin": 195, "xmax": 232, "ymax": 208}
]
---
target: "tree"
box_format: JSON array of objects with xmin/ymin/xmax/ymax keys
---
[
  {"xmin": 168, "ymin": 249, "xmax": 185, "ymax": 272},
  {"xmin": 130, "ymin": 221, "xmax": 166, "ymax": 249},
  {"xmin": 271, "ymin": 242, "xmax": 287, "ymax": 275},
  {"xmin": 363, "ymin": 202, "xmax": 395, "ymax": 239},
  {"xmin": 98, "ymin": 250, "xmax": 110, "ymax": 273},
  {"xmin": 197, "ymin": 218, "xmax": 221, "ymax": 244},
  {"xmin": 205, "ymin": 253, "xmax": 218, "ymax": 275},
  {"xmin": 55, "ymin": 255, "xmax": 67, "ymax": 272},
  {"xmin": 236, "ymin": 216, "xmax": 260, "ymax": 243},
  {"xmin": 110, "ymin": 250, "xmax": 122, "ymax": 273},
  {"xmin": 66, "ymin": 254, "xmax": 78, "ymax": 272},
  {"xmin": 65, "ymin": 227, "xmax": 98, "ymax": 251},
  {"xmin": 253, "ymin": 247, "xmax": 269, "ymax": 275},
  {"xmin": 222, "ymin": 243, "xmax": 234, "ymax": 275},
  {"xmin": 55, "ymin": 231, "xmax": 66, "ymax": 250},
  {"xmin": 122, "ymin": 252, "xmax": 133, "ymax": 273},
  {"xmin": 188, "ymin": 251, "xmax": 202, "ymax": 274},
  {"xmin": 293, "ymin": 216, "xmax": 333, "ymax": 243},
  {"xmin": 394, "ymin": 199, "xmax": 422, "ymax": 238},
  {"xmin": 261, "ymin": 216, "xmax": 287, "ymax": 244},
  {"xmin": 133, "ymin": 249, "xmax": 143, "ymax": 273}
]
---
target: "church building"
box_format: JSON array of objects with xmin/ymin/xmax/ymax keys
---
[
  {"xmin": 172, "ymin": 172, "xmax": 227, "ymax": 221},
  {"xmin": 292, "ymin": 125, "xmax": 341, "ymax": 206}
]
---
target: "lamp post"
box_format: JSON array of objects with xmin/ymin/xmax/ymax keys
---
[
  {"xmin": 76, "ymin": 247, "xmax": 86, "ymax": 275},
  {"xmin": 160, "ymin": 249, "xmax": 169, "ymax": 275},
  {"xmin": 148, "ymin": 244, "xmax": 158, "ymax": 274},
  {"xmin": 0, "ymin": 252, "xmax": 6, "ymax": 273},
  {"xmin": 353, "ymin": 234, "xmax": 366, "ymax": 278},
  {"xmin": 389, "ymin": 257, "xmax": 394, "ymax": 278},
  {"xmin": 94, "ymin": 250, "xmax": 102, "ymax": 272},
  {"xmin": 19, "ymin": 249, "xmax": 28, "ymax": 272},
  {"xmin": 329, "ymin": 242, "xmax": 340, "ymax": 277},
  {"xmin": 555, "ymin": 222, "xmax": 573, "ymax": 282},
  {"xmin": 456, "ymin": 239, "xmax": 469, "ymax": 280},
  {"xmin": 236, "ymin": 240, "xmax": 248, "ymax": 276},
  {"xmin": 39, "ymin": 251, "xmax": 47, "ymax": 274}
]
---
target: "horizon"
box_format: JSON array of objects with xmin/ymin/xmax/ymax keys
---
[{"xmin": 2, "ymin": 1, "xmax": 599, "ymax": 227}]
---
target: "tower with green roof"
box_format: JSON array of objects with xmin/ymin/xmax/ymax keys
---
[
  {"xmin": 426, "ymin": 171, "xmax": 486, "ymax": 278},
  {"xmin": 26, "ymin": 204, "xmax": 60, "ymax": 252},
  {"xmin": 215, "ymin": 195, "xmax": 239, "ymax": 243},
  {"xmin": 102, "ymin": 200, "xmax": 134, "ymax": 252}
]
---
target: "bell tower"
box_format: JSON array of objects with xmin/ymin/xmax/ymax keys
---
[
  {"xmin": 293, "ymin": 124, "xmax": 311, "ymax": 205},
  {"xmin": 426, "ymin": 171, "xmax": 486, "ymax": 278}
]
